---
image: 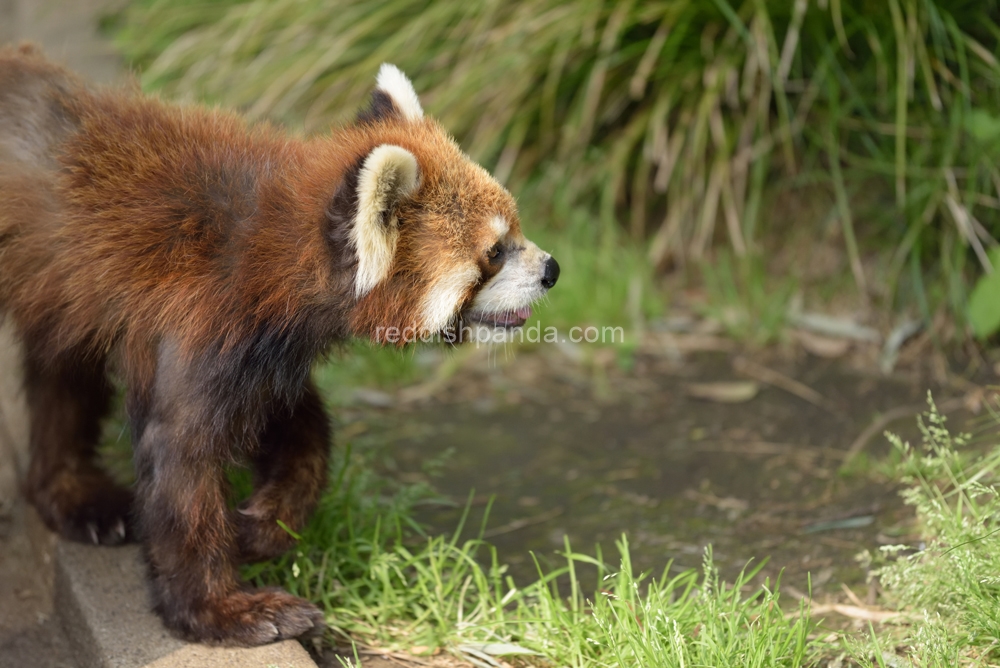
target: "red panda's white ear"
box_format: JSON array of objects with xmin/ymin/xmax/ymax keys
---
[
  {"xmin": 350, "ymin": 144, "xmax": 420, "ymax": 297},
  {"xmin": 374, "ymin": 64, "xmax": 424, "ymax": 122}
]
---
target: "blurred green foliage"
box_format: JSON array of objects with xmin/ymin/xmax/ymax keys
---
[{"xmin": 115, "ymin": 0, "xmax": 1000, "ymax": 336}]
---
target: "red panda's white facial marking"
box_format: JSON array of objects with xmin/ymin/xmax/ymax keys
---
[
  {"xmin": 419, "ymin": 264, "xmax": 479, "ymax": 333},
  {"xmin": 488, "ymin": 214, "xmax": 510, "ymax": 238}
]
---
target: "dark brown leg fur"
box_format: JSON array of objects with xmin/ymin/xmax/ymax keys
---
[
  {"xmin": 236, "ymin": 379, "xmax": 330, "ymax": 563},
  {"xmin": 132, "ymin": 344, "xmax": 324, "ymax": 645},
  {"xmin": 24, "ymin": 350, "xmax": 133, "ymax": 545}
]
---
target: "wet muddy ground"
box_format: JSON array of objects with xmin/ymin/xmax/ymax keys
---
[{"xmin": 338, "ymin": 342, "xmax": 997, "ymax": 605}]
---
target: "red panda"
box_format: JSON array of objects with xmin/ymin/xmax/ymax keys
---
[{"xmin": 0, "ymin": 43, "xmax": 558, "ymax": 646}]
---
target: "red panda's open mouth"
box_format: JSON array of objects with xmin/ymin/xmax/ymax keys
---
[{"xmin": 464, "ymin": 306, "xmax": 532, "ymax": 329}]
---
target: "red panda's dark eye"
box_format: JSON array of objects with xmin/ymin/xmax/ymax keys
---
[{"xmin": 487, "ymin": 244, "xmax": 503, "ymax": 262}]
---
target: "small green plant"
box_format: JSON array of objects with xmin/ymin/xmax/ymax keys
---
[{"xmin": 851, "ymin": 394, "xmax": 1000, "ymax": 666}]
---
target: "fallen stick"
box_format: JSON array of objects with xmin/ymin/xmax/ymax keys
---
[
  {"xmin": 805, "ymin": 603, "xmax": 902, "ymax": 623},
  {"xmin": 732, "ymin": 356, "xmax": 841, "ymax": 416},
  {"xmin": 482, "ymin": 507, "xmax": 565, "ymax": 539}
]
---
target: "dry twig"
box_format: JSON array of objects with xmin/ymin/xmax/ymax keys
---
[{"xmin": 732, "ymin": 356, "xmax": 841, "ymax": 416}]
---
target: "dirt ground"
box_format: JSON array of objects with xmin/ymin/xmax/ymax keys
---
[{"xmin": 336, "ymin": 332, "xmax": 998, "ymax": 619}]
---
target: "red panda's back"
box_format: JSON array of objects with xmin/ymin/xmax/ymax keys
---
[{"xmin": 0, "ymin": 45, "xmax": 317, "ymax": 361}]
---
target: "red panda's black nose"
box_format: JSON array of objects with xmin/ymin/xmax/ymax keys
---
[{"xmin": 541, "ymin": 256, "xmax": 560, "ymax": 289}]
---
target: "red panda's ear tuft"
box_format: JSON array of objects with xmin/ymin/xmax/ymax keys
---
[
  {"xmin": 350, "ymin": 144, "xmax": 420, "ymax": 297},
  {"xmin": 357, "ymin": 64, "xmax": 424, "ymax": 125}
]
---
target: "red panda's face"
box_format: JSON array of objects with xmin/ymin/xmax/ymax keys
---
[{"xmin": 342, "ymin": 65, "xmax": 558, "ymax": 344}]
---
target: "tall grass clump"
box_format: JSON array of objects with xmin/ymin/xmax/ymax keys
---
[
  {"xmin": 850, "ymin": 395, "xmax": 1000, "ymax": 665},
  {"xmin": 114, "ymin": 0, "xmax": 1000, "ymax": 330}
]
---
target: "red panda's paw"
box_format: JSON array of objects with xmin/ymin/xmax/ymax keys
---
[
  {"xmin": 28, "ymin": 469, "xmax": 134, "ymax": 546},
  {"xmin": 233, "ymin": 506, "xmax": 297, "ymax": 563},
  {"xmin": 193, "ymin": 589, "xmax": 325, "ymax": 646}
]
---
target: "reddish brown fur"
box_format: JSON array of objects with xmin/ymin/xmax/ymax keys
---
[{"xmin": 0, "ymin": 44, "xmax": 526, "ymax": 645}]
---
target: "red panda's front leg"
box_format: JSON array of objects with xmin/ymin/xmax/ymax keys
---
[
  {"xmin": 131, "ymin": 342, "xmax": 324, "ymax": 645},
  {"xmin": 235, "ymin": 378, "xmax": 331, "ymax": 564}
]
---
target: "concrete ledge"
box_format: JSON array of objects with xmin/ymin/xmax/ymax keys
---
[{"xmin": 55, "ymin": 540, "xmax": 317, "ymax": 668}]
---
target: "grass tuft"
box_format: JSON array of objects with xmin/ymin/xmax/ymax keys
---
[{"xmin": 246, "ymin": 437, "xmax": 822, "ymax": 665}]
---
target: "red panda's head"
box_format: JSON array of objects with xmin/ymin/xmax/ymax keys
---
[{"xmin": 334, "ymin": 65, "xmax": 559, "ymax": 345}]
